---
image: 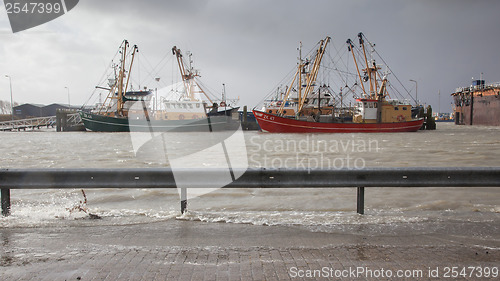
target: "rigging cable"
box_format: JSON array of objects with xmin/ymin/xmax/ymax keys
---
[
  {"xmin": 361, "ymin": 33, "xmax": 417, "ymax": 104},
  {"xmin": 81, "ymin": 45, "xmax": 123, "ymax": 108},
  {"xmin": 254, "ymin": 40, "xmax": 322, "ymax": 109}
]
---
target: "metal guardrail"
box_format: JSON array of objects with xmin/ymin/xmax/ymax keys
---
[
  {"xmin": 0, "ymin": 113, "xmax": 81, "ymax": 132},
  {"xmin": 0, "ymin": 116, "xmax": 56, "ymax": 131},
  {"xmin": 67, "ymin": 113, "xmax": 81, "ymax": 124},
  {"xmin": 1, "ymin": 167, "xmax": 499, "ymax": 216}
]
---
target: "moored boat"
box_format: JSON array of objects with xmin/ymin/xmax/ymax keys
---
[
  {"xmin": 253, "ymin": 33, "xmax": 424, "ymax": 133},
  {"xmin": 452, "ymin": 79, "xmax": 500, "ymax": 126},
  {"xmin": 80, "ymin": 40, "xmax": 239, "ymax": 132},
  {"xmin": 254, "ymin": 110, "xmax": 424, "ymax": 133}
]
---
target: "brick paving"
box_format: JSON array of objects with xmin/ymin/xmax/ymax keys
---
[{"xmin": 1, "ymin": 220, "xmax": 499, "ymax": 280}]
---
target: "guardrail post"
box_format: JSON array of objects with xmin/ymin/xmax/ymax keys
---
[
  {"xmin": 357, "ymin": 187, "xmax": 364, "ymax": 215},
  {"xmin": 1, "ymin": 188, "xmax": 11, "ymax": 216},
  {"xmin": 180, "ymin": 187, "xmax": 187, "ymax": 214}
]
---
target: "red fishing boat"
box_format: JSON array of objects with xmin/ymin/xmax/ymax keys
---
[
  {"xmin": 254, "ymin": 33, "xmax": 424, "ymax": 133},
  {"xmin": 253, "ymin": 109, "xmax": 424, "ymax": 133}
]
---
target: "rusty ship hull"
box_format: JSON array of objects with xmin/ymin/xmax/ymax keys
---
[{"xmin": 452, "ymin": 81, "xmax": 500, "ymax": 126}]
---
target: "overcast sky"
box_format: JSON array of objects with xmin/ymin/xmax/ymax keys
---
[{"xmin": 1, "ymin": 0, "xmax": 500, "ymax": 113}]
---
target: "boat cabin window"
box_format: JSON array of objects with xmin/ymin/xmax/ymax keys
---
[
  {"xmin": 374, "ymin": 103, "xmax": 378, "ymax": 108},
  {"xmin": 189, "ymin": 104, "xmax": 193, "ymax": 109},
  {"xmin": 394, "ymin": 107, "xmax": 399, "ymax": 111},
  {"xmin": 369, "ymin": 103, "xmax": 374, "ymax": 108},
  {"xmin": 312, "ymin": 98, "xmax": 330, "ymax": 106},
  {"xmin": 196, "ymin": 103, "xmax": 201, "ymax": 108},
  {"xmin": 403, "ymin": 107, "xmax": 407, "ymax": 110}
]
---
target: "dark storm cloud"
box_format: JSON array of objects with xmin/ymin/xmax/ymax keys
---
[{"xmin": 1, "ymin": 0, "xmax": 500, "ymax": 111}]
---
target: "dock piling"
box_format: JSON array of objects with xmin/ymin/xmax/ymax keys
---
[
  {"xmin": 56, "ymin": 109, "xmax": 68, "ymax": 132},
  {"xmin": 243, "ymin": 106, "xmax": 248, "ymax": 125}
]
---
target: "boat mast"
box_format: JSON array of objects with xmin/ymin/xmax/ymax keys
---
[
  {"xmin": 347, "ymin": 39, "xmax": 367, "ymax": 98},
  {"xmin": 277, "ymin": 68, "xmax": 299, "ymax": 116},
  {"xmin": 378, "ymin": 76, "xmax": 388, "ymax": 98},
  {"xmin": 113, "ymin": 42, "xmax": 140, "ymax": 116},
  {"xmin": 172, "ymin": 46, "xmax": 213, "ymax": 103},
  {"xmin": 297, "ymin": 36, "xmax": 330, "ymax": 113},
  {"xmin": 116, "ymin": 40, "xmax": 129, "ymax": 116},
  {"xmin": 359, "ymin": 33, "xmax": 381, "ymax": 99},
  {"xmin": 358, "ymin": 33, "xmax": 375, "ymax": 99},
  {"xmin": 222, "ymin": 83, "xmax": 227, "ymax": 109},
  {"xmin": 94, "ymin": 40, "xmax": 140, "ymax": 116},
  {"xmin": 172, "ymin": 46, "xmax": 193, "ymax": 101},
  {"xmin": 297, "ymin": 41, "xmax": 303, "ymax": 115},
  {"xmin": 124, "ymin": 45, "xmax": 139, "ymax": 99}
]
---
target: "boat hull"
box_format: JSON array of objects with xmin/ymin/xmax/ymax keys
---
[
  {"xmin": 253, "ymin": 110, "xmax": 424, "ymax": 133},
  {"xmin": 80, "ymin": 112, "xmax": 239, "ymax": 132},
  {"xmin": 454, "ymin": 94, "xmax": 500, "ymax": 126}
]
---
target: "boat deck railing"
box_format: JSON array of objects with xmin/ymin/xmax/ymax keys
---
[
  {"xmin": 454, "ymin": 81, "xmax": 500, "ymax": 94},
  {"xmin": 1, "ymin": 167, "xmax": 499, "ymax": 216}
]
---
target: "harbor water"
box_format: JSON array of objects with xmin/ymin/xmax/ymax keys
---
[{"xmin": 1, "ymin": 123, "xmax": 499, "ymax": 234}]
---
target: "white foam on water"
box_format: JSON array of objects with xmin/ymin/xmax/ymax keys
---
[
  {"xmin": 175, "ymin": 209, "xmax": 429, "ymax": 227},
  {"xmin": 0, "ymin": 189, "xmax": 179, "ymax": 228},
  {"xmin": 0, "ymin": 203, "xmax": 180, "ymax": 228}
]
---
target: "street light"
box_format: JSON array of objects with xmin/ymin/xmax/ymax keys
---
[
  {"xmin": 64, "ymin": 86, "xmax": 70, "ymax": 107},
  {"xmin": 5, "ymin": 75, "xmax": 14, "ymax": 120},
  {"xmin": 409, "ymin": 79, "xmax": 418, "ymax": 106},
  {"xmin": 154, "ymin": 77, "xmax": 160, "ymax": 112}
]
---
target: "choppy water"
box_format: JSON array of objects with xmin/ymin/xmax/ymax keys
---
[{"xmin": 1, "ymin": 122, "xmax": 499, "ymax": 232}]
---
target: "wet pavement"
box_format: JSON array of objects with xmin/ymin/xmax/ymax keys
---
[{"xmin": 1, "ymin": 220, "xmax": 499, "ymax": 280}]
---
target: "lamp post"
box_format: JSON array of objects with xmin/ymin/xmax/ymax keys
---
[
  {"xmin": 5, "ymin": 75, "xmax": 14, "ymax": 120},
  {"xmin": 438, "ymin": 90, "xmax": 441, "ymax": 114},
  {"xmin": 155, "ymin": 77, "xmax": 160, "ymax": 112},
  {"xmin": 409, "ymin": 79, "xmax": 418, "ymax": 106},
  {"xmin": 64, "ymin": 86, "xmax": 70, "ymax": 107}
]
